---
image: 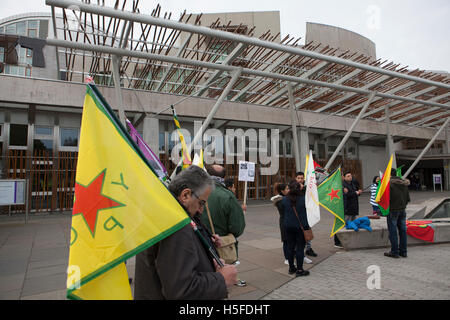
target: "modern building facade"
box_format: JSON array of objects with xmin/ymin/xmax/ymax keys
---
[{"xmin": 1, "ymin": 2, "xmax": 449, "ymax": 214}]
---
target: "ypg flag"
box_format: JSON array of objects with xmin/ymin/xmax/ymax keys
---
[
  {"xmin": 68, "ymin": 85, "xmax": 190, "ymax": 299},
  {"xmin": 375, "ymin": 154, "xmax": 393, "ymax": 216},
  {"xmin": 317, "ymin": 167, "xmax": 346, "ymax": 237}
]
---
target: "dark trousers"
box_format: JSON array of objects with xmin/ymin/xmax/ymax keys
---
[
  {"xmin": 285, "ymin": 228, "xmax": 306, "ymax": 271},
  {"xmin": 387, "ymin": 210, "xmax": 407, "ymax": 255}
]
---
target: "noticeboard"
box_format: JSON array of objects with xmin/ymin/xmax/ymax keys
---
[{"xmin": 0, "ymin": 180, "xmax": 26, "ymax": 206}]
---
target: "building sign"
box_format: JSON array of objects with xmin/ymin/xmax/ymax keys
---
[{"xmin": 0, "ymin": 180, "xmax": 26, "ymax": 205}]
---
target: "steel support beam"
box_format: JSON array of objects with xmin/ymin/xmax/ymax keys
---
[
  {"xmin": 46, "ymin": 39, "xmax": 450, "ymax": 111},
  {"xmin": 288, "ymin": 82, "xmax": 301, "ymax": 172},
  {"xmin": 403, "ymin": 117, "xmax": 450, "ymax": 179},
  {"xmin": 262, "ymin": 61, "xmax": 330, "ymax": 106},
  {"xmin": 324, "ymin": 91, "xmax": 376, "ymax": 170},
  {"xmin": 111, "ymin": 55, "xmax": 126, "ymax": 125},
  {"xmin": 194, "ymin": 43, "xmax": 247, "ymax": 97},
  {"xmin": 314, "ymin": 75, "xmax": 390, "ymax": 113},
  {"xmin": 46, "ymin": 0, "xmax": 450, "ymax": 91},
  {"xmin": 169, "ymin": 68, "xmax": 242, "ymax": 179},
  {"xmin": 385, "ymin": 103, "xmax": 397, "ymax": 168}
]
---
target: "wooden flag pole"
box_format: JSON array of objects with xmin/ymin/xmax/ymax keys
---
[{"xmin": 243, "ymin": 181, "xmax": 248, "ymax": 214}]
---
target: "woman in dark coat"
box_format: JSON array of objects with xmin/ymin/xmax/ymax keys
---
[
  {"xmin": 271, "ymin": 183, "xmax": 289, "ymax": 263},
  {"xmin": 280, "ymin": 181, "xmax": 311, "ymax": 277}
]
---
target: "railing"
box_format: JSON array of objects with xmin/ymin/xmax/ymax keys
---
[{"xmin": 0, "ymin": 151, "xmax": 361, "ymax": 214}]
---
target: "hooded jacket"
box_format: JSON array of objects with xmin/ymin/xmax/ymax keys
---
[
  {"xmin": 271, "ymin": 194, "xmax": 287, "ymax": 242},
  {"xmin": 389, "ymin": 176, "xmax": 411, "ymax": 211}
]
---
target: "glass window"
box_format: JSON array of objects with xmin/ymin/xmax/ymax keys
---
[
  {"xmin": 0, "ymin": 26, "xmax": 4, "ymax": 33},
  {"xmin": 0, "ymin": 124, "xmax": 2, "ymax": 136},
  {"xmin": 28, "ymin": 29, "xmax": 37, "ymax": 38},
  {"xmin": 34, "ymin": 139, "xmax": 53, "ymax": 154},
  {"xmin": 35, "ymin": 126, "xmax": 53, "ymax": 136},
  {"xmin": 0, "ymin": 47, "xmax": 4, "ymax": 63},
  {"xmin": 16, "ymin": 22, "xmax": 26, "ymax": 36},
  {"xmin": 60, "ymin": 128, "xmax": 79, "ymax": 147},
  {"xmin": 25, "ymin": 67, "xmax": 31, "ymax": 77},
  {"xmin": 6, "ymin": 24, "xmax": 15, "ymax": 34},
  {"xmin": 159, "ymin": 132, "xmax": 165, "ymax": 152},
  {"xmin": 10, "ymin": 124, "xmax": 28, "ymax": 146},
  {"xmin": 28, "ymin": 20, "xmax": 38, "ymax": 29}
]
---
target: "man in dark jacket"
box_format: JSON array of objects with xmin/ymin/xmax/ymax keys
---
[
  {"xmin": 134, "ymin": 166, "xmax": 237, "ymax": 300},
  {"xmin": 334, "ymin": 171, "xmax": 362, "ymax": 248},
  {"xmin": 385, "ymin": 168, "xmax": 411, "ymax": 258}
]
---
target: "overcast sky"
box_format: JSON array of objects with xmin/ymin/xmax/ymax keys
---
[{"xmin": 2, "ymin": 0, "xmax": 449, "ymax": 72}]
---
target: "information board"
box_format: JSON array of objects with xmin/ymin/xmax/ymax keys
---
[{"xmin": 0, "ymin": 180, "xmax": 26, "ymax": 205}]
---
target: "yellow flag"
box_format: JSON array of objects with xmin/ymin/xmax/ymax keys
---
[{"xmin": 67, "ymin": 85, "xmax": 190, "ymax": 299}]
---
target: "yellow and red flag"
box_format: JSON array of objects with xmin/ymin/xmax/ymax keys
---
[
  {"xmin": 171, "ymin": 105, "xmax": 192, "ymax": 169},
  {"xmin": 375, "ymin": 154, "xmax": 393, "ymax": 216},
  {"xmin": 67, "ymin": 85, "xmax": 190, "ymax": 299}
]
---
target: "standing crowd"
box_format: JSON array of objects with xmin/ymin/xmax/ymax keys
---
[{"xmin": 134, "ymin": 163, "xmax": 410, "ymax": 300}]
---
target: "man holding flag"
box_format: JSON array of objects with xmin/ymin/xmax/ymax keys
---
[
  {"xmin": 134, "ymin": 165, "xmax": 238, "ymax": 299},
  {"xmin": 384, "ymin": 168, "xmax": 411, "ymax": 258}
]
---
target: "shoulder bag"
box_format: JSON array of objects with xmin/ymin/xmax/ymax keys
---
[
  {"xmin": 205, "ymin": 203, "xmax": 237, "ymax": 264},
  {"xmin": 292, "ymin": 205, "xmax": 314, "ymax": 241}
]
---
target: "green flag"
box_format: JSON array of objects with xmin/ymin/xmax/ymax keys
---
[
  {"xmin": 396, "ymin": 165, "xmax": 404, "ymax": 177},
  {"xmin": 318, "ymin": 167, "xmax": 346, "ymax": 237}
]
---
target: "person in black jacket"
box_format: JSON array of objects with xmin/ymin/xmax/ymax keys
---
[
  {"xmin": 271, "ymin": 182, "xmax": 289, "ymax": 263},
  {"xmin": 334, "ymin": 170, "xmax": 362, "ymax": 248},
  {"xmin": 280, "ymin": 180, "xmax": 311, "ymax": 277},
  {"xmin": 385, "ymin": 168, "xmax": 411, "ymax": 259}
]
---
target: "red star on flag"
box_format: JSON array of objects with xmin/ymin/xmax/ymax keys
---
[
  {"xmin": 327, "ymin": 188, "xmax": 340, "ymax": 201},
  {"xmin": 73, "ymin": 170, "xmax": 123, "ymax": 237}
]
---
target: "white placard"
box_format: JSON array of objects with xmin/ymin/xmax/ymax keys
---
[
  {"xmin": 0, "ymin": 180, "xmax": 26, "ymax": 205},
  {"xmin": 238, "ymin": 161, "xmax": 255, "ymax": 182}
]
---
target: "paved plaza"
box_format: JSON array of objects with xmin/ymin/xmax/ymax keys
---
[{"xmin": 0, "ymin": 191, "xmax": 449, "ymax": 300}]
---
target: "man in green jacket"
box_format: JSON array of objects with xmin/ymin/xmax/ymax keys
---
[
  {"xmin": 200, "ymin": 165, "xmax": 246, "ymax": 285},
  {"xmin": 201, "ymin": 165, "xmax": 246, "ymax": 244}
]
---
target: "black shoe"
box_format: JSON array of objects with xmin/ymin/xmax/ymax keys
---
[
  {"xmin": 295, "ymin": 270, "xmax": 310, "ymax": 277},
  {"xmin": 305, "ymin": 248, "xmax": 318, "ymax": 257},
  {"xmin": 288, "ymin": 266, "xmax": 297, "ymax": 275},
  {"xmin": 384, "ymin": 252, "xmax": 399, "ymax": 258},
  {"xmin": 399, "ymin": 253, "xmax": 407, "ymax": 258}
]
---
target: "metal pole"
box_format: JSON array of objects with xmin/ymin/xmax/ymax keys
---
[
  {"xmin": 325, "ymin": 91, "xmax": 377, "ymax": 171},
  {"xmin": 25, "ymin": 178, "xmax": 30, "ymax": 224},
  {"xmin": 169, "ymin": 68, "xmax": 242, "ymax": 179},
  {"xmin": 287, "ymin": 82, "xmax": 301, "ymax": 172},
  {"xmin": 111, "ymin": 55, "xmax": 126, "ymax": 126},
  {"xmin": 45, "ymin": 0, "xmax": 450, "ymax": 91},
  {"xmin": 385, "ymin": 103, "xmax": 397, "ymax": 168},
  {"xmin": 403, "ymin": 117, "xmax": 450, "ymax": 179},
  {"xmin": 50, "ymin": 5, "xmax": 61, "ymax": 80},
  {"xmin": 45, "ymin": 39, "xmax": 450, "ymax": 111}
]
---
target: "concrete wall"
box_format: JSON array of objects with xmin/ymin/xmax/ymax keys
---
[
  {"xmin": 305, "ymin": 22, "xmax": 376, "ymax": 59},
  {"xmin": 360, "ymin": 145, "xmax": 388, "ymax": 190},
  {"xmin": 0, "ymin": 75, "xmax": 446, "ymax": 143}
]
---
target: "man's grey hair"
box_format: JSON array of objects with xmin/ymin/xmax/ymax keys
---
[{"xmin": 169, "ymin": 165, "xmax": 215, "ymax": 197}]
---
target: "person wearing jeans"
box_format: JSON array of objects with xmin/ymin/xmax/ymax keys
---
[
  {"xmin": 386, "ymin": 210, "xmax": 407, "ymax": 257},
  {"xmin": 384, "ymin": 168, "xmax": 410, "ymax": 258}
]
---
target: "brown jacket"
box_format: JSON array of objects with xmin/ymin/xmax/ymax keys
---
[{"xmin": 134, "ymin": 224, "xmax": 227, "ymax": 300}]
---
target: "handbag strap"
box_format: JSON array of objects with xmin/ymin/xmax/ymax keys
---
[{"xmin": 291, "ymin": 205, "xmax": 305, "ymax": 231}]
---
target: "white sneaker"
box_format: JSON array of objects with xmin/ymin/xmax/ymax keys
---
[
  {"xmin": 284, "ymin": 259, "xmax": 289, "ymax": 265},
  {"xmin": 304, "ymin": 257, "xmax": 313, "ymax": 264}
]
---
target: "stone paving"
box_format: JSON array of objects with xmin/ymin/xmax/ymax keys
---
[
  {"xmin": 0, "ymin": 190, "xmax": 449, "ymax": 300},
  {"xmin": 262, "ymin": 244, "xmax": 450, "ymax": 300}
]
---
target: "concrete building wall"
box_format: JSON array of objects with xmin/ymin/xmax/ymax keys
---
[
  {"xmin": 305, "ymin": 22, "xmax": 376, "ymax": 59},
  {"xmin": 360, "ymin": 145, "xmax": 388, "ymax": 190}
]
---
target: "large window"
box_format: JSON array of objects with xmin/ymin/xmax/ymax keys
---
[
  {"xmin": 9, "ymin": 124, "xmax": 28, "ymax": 147},
  {"xmin": 0, "ymin": 19, "xmax": 40, "ymax": 77},
  {"xmin": 60, "ymin": 128, "xmax": 79, "ymax": 147},
  {"xmin": 34, "ymin": 126, "xmax": 53, "ymax": 155}
]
